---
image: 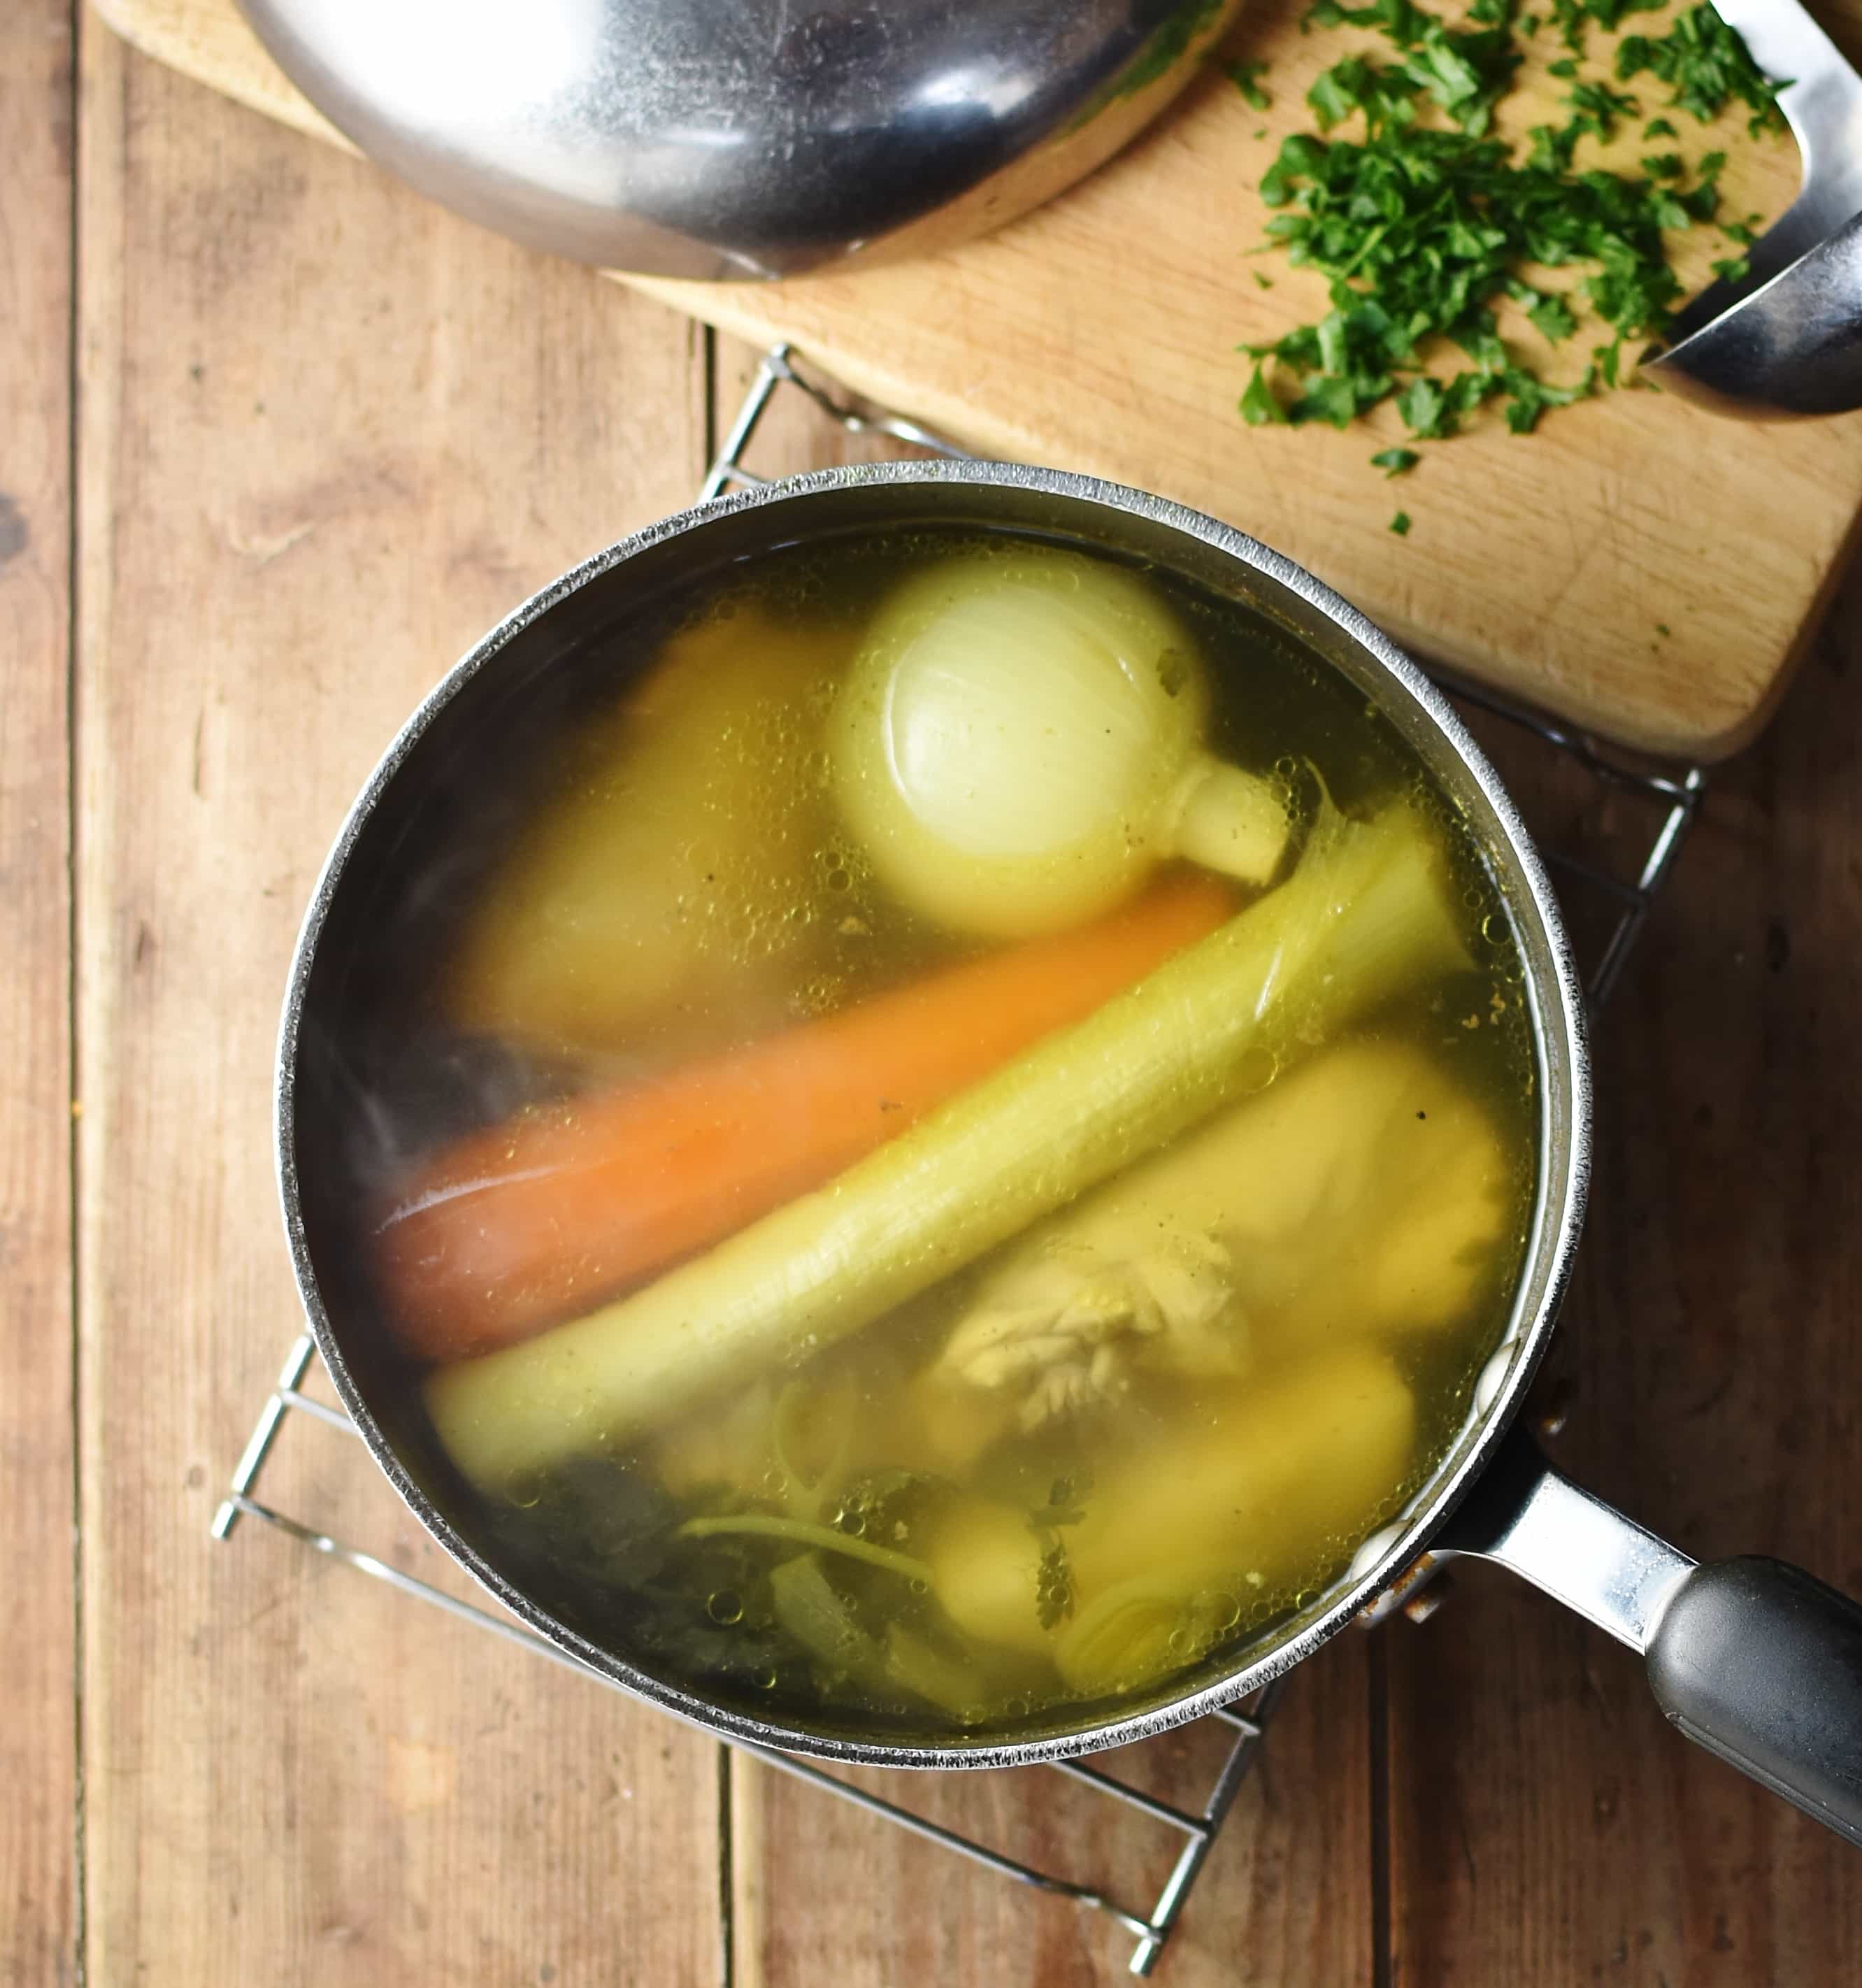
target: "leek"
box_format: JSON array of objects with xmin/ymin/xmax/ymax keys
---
[
  {"xmin": 426, "ymin": 800, "xmax": 1472, "ymax": 1494},
  {"xmin": 675, "ymin": 1513, "xmax": 930, "ymax": 1583}
]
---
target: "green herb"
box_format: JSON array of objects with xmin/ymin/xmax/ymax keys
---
[
  {"xmin": 1546, "ymin": 0, "xmax": 1665, "ymax": 52},
  {"xmin": 1110, "ymin": 0, "xmax": 1227, "ymax": 101},
  {"xmin": 1391, "ymin": 376, "xmax": 1444, "ymax": 438},
  {"xmin": 1254, "ymin": 269, "xmax": 1277, "ymax": 288},
  {"xmin": 1036, "ymin": 1538, "xmax": 1075, "ymax": 1629},
  {"xmin": 1710, "ymin": 254, "xmax": 1750, "ymax": 282},
  {"xmin": 492, "ymin": 1460, "xmax": 798, "ymax": 1691},
  {"xmin": 1028, "ymin": 1477, "xmax": 1085, "ymax": 1629},
  {"xmin": 1247, "ymin": 106, "xmax": 1717, "ymax": 433},
  {"xmin": 1229, "ymin": 57, "xmax": 1273, "ymax": 109},
  {"xmin": 1240, "ymin": 362, "xmax": 1291, "ymax": 425},
  {"xmin": 1522, "ymin": 287, "xmax": 1580, "ymax": 343},
  {"xmin": 1616, "ymin": 4, "xmax": 1786, "ymax": 134},
  {"xmin": 1305, "ymin": 0, "xmax": 1521, "ymax": 134},
  {"xmin": 1526, "ymin": 121, "xmax": 1576, "ymax": 171},
  {"xmin": 1306, "ymin": 0, "xmax": 1437, "ymax": 40},
  {"xmin": 1372, "ymin": 445, "xmax": 1421, "ymax": 475},
  {"xmin": 1390, "ymin": 510, "xmax": 1413, "ymax": 534},
  {"xmin": 1566, "ymin": 78, "xmax": 1638, "ymax": 138},
  {"xmin": 1029, "ymin": 1477, "xmax": 1089, "ymax": 1531},
  {"xmin": 1499, "ymin": 364, "xmax": 1594, "ymax": 431},
  {"xmin": 838, "ymin": 1468, "xmax": 938, "ymax": 1540},
  {"xmin": 1240, "ymin": 0, "xmax": 1778, "ymax": 459},
  {"xmin": 1642, "ymin": 115, "xmax": 1678, "ymax": 138}
]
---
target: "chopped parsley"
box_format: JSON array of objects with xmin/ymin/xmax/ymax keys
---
[
  {"xmin": 1036, "ymin": 1539, "xmax": 1075, "ymax": 1629},
  {"xmin": 1229, "ymin": 57, "xmax": 1273, "ymax": 108},
  {"xmin": 1545, "ymin": 0, "xmax": 1665, "ymax": 49},
  {"xmin": 1029, "ymin": 1477, "xmax": 1084, "ymax": 1629},
  {"xmin": 1616, "ymin": 3, "xmax": 1788, "ymax": 135},
  {"xmin": 1305, "ymin": 0, "xmax": 1523, "ymax": 135},
  {"xmin": 1390, "ymin": 510, "xmax": 1414, "ymax": 534},
  {"xmin": 1240, "ymin": 362, "xmax": 1292, "ymax": 426},
  {"xmin": 1236, "ymin": 0, "xmax": 1784, "ymax": 465},
  {"xmin": 1565, "ymin": 78, "xmax": 1640, "ymax": 138},
  {"xmin": 1517, "ymin": 283, "xmax": 1579, "ymax": 344}
]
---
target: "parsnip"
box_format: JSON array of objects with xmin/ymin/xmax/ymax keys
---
[
  {"xmin": 919, "ymin": 1496, "xmax": 1054, "ymax": 1660},
  {"xmin": 912, "ymin": 1344, "xmax": 1417, "ymax": 1694}
]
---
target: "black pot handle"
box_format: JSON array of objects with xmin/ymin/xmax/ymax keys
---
[{"xmin": 1438, "ymin": 1426, "xmax": 1862, "ymax": 1847}]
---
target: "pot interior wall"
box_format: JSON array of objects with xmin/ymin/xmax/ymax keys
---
[{"xmin": 282, "ymin": 473, "xmax": 1584, "ymax": 1759}]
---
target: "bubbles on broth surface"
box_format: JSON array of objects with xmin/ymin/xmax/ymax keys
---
[{"xmin": 354, "ymin": 525, "xmax": 1541, "ymax": 1744}]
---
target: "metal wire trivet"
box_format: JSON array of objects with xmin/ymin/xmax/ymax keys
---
[{"xmin": 213, "ymin": 343, "xmax": 1706, "ymax": 1976}]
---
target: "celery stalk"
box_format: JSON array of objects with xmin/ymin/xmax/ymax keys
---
[{"xmin": 427, "ymin": 801, "xmax": 1473, "ymax": 1493}]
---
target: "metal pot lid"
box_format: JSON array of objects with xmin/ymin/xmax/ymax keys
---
[{"xmin": 237, "ymin": 0, "xmax": 1238, "ymax": 278}]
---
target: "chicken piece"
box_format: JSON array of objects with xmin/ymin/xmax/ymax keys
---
[{"xmin": 925, "ymin": 1037, "xmax": 1515, "ymax": 1438}]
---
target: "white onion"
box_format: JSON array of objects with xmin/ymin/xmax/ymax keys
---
[{"xmin": 830, "ymin": 545, "xmax": 1288, "ymax": 937}]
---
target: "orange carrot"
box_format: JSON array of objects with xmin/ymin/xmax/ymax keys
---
[{"xmin": 375, "ymin": 874, "xmax": 1234, "ymax": 1361}]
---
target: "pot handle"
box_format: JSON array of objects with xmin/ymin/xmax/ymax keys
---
[{"xmin": 1438, "ymin": 1426, "xmax": 1862, "ymax": 1847}]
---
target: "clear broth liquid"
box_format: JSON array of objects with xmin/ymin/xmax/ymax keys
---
[{"xmin": 359, "ymin": 526, "xmax": 1539, "ymax": 1743}]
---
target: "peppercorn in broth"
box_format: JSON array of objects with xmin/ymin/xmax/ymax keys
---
[{"xmin": 360, "ymin": 527, "xmax": 1539, "ymax": 1743}]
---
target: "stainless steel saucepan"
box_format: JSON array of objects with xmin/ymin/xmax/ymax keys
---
[{"xmin": 278, "ymin": 462, "xmax": 1862, "ymax": 1840}]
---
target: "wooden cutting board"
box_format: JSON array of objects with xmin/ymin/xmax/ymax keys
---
[{"xmin": 97, "ymin": 0, "xmax": 1862, "ymax": 758}]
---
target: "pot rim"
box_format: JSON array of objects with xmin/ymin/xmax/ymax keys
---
[{"xmin": 275, "ymin": 458, "xmax": 1592, "ymax": 1769}]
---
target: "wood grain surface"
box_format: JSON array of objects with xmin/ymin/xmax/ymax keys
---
[
  {"xmin": 1, "ymin": 5, "xmax": 76, "ymax": 1985},
  {"xmin": 1385, "ymin": 586, "xmax": 1862, "ymax": 1985},
  {"xmin": 6, "ymin": 6, "xmax": 1859, "ymax": 1983},
  {"xmin": 71, "ymin": 21, "xmax": 717, "ymax": 1985},
  {"xmin": 96, "ymin": 0, "xmax": 1862, "ymax": 760}
]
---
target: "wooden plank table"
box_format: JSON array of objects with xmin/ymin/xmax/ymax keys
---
[{"xmin": 8, "ymin": 3, "xmax": 1862, "ymax": 1980}]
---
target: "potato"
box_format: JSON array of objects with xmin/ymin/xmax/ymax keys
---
[{"xmin": 1056, "ymin": 1345, "xmax": 1417, "ymax": 1694}]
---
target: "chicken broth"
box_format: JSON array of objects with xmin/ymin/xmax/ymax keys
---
[{"xmin": 356, "ymin": 527, "xmax": 1538, "ymax": 1739}]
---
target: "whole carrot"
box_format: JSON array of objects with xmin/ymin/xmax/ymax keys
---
[{"xmin": 377, "ymin": 874, "xmax": 1233, "ymax": 1361}]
